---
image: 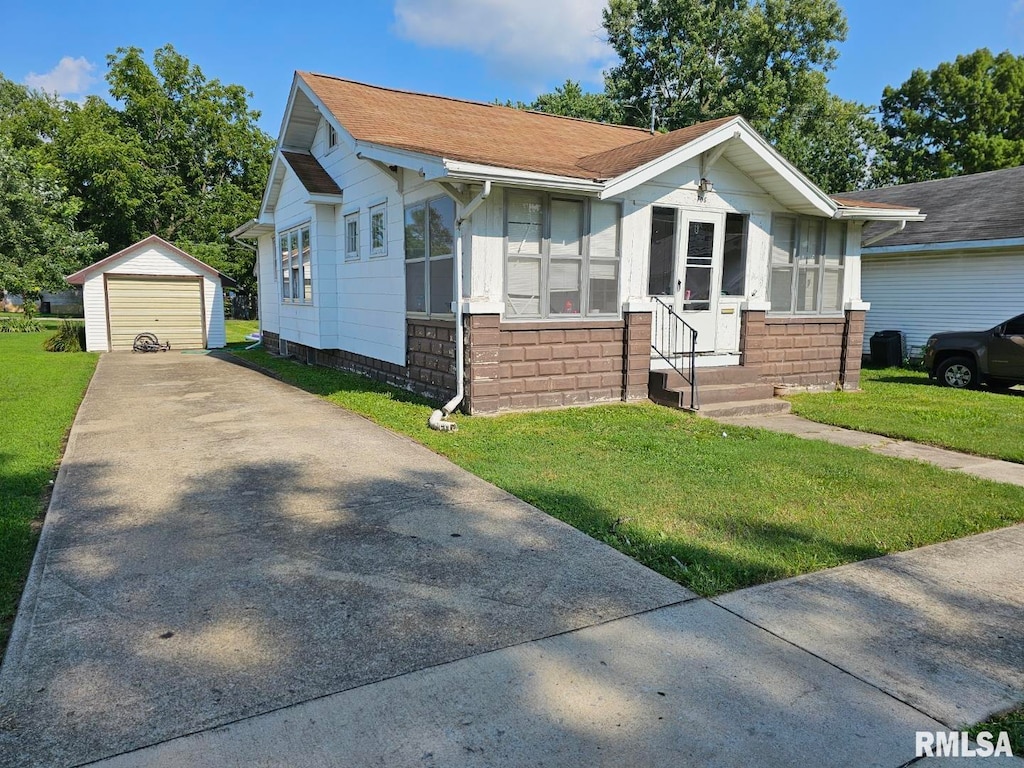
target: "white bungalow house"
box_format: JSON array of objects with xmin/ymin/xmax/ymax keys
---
[
  {"xmin": 235, "ymin": 73, "xmax": 921, "ymax": 414},
  {"xmin": 837, "ymin": 166, "xmax": 1024, "ymax": 358}
]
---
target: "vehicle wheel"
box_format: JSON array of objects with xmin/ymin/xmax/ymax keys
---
[{"xmin": 936, "ymin": 356, "xmax": 977, "ymax": 389}]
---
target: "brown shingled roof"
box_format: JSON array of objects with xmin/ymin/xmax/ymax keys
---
[
  {"xmin": 298, "ymin": 72, "xmax": 731, "ymax": 180},
  {"xmin": 281, "ymin": 150, "xmax": 343, "ymax": 196}
]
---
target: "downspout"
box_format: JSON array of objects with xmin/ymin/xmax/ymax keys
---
[
  {"xmin": 429, "ymin": 180, "xmax": 492, "ymax": 432},
  {"xmin": 861, "ymin": 219, "xmax": 906, "ymax": 248}
]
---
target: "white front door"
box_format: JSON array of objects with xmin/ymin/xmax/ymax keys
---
[{"xmin": 673, "ymin": 212, "xmax": 724, "ymax": 352}]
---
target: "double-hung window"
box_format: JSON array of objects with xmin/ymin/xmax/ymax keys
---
[
  {"xmin": 769, "ymin": 215, "xmax": 846, "ymax": 314},
  {"xmin": 505, "ymin": 193, "xmax": 621, "ymax": 319},
  {"xmin": 405, "ymin": 196, "xmax": 455, "ymax": 315},
  {"xmin": 344, "ymin": 212, "xmax": 359, "ymax": 261},
  {"xmin": 278, "ymin": 223, "xmax": 312, "ymax": 303}
]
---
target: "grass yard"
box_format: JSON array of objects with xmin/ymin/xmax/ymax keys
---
[
  {"xmin": 971, "ymin": 705, "xmax": 1023, "ymax": 756},
  {"xmin": 225, "ymin": 318, "xmax": 259, "ymax": 345},
  {"xmin": 0, "ymin": 330, "xmax": 97, "ymax": 652},
  {"xmin": 788, "ymin": 367, "xmax": 1024, "ymax": 464},
  {"xmin": 232, "ymin": 349, "xmax": 1024, "ymax": 597}
]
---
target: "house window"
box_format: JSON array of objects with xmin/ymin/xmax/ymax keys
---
[
  {"xmin": 345, "ymin": 212, "xmax": 359, "ymax": 261},
  {"xmin": 722, "ymin": 213, "xmax": 747, "ymax": 296},
  {"xmin": 648, "ymin": 207, "xmax": 676, "ymax": 296},
  {"xmin": 278, "ymin": 223, "xmax": 312, "ymax": 303},
  {"xmin": 769, "ymin": 215, "xmax": 846, "ymax": 314},
  {"xmin": 405, "ymin": 196, "xmax": 455, "ymax": 315},
  {"xmin": 327, "ymin": 123, "xmax": 338, "ymax": 149},
  {"xmin": 370, "ymin": 202, "xmax": 387, "ymax": 257},
  {"xmin": 505, "ymin": 193, "xmax": 621, "ymax": 319}
]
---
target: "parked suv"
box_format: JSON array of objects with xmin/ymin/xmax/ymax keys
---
[{"xmin": 924, "ymin": 313, "xmax": 1024, "ymax": 389}]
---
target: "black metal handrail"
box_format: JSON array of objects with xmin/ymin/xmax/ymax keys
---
[{"xmin": 651, "ymin": 296, "xmax": 699, "ymax": 410}]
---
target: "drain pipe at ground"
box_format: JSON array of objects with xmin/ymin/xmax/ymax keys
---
[{"xmin": 429, "ymin": 181, "xmax": 492, "ymax": 432}]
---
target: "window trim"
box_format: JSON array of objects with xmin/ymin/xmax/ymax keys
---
[
  {"xmin": 327, "ymin": 122, "xmax": 338, "ymax": 152},
  {"xmin": 277, "ymin": 221, "xmax": 313, "ymax": 305},
  {"xmin": 502, "ymin": 192, "xmax": 622, "ymax": 321},
  {"xmin": 344, "ymin": 211, "xmax": 360, "ymax": 262},
  {"xmin": 369, "ymin": 201, "xmax": 387, "ymax": 258},
  {"xmin": 768, "ymin": 214, "xmax": 846, "ymax": 317}
]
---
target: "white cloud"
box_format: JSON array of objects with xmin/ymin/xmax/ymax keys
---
[
  {"xmin": 393, "ymin": 0, "xmax": 613, "ymax": 86},
  {"xmin": 24, "ymin": 56, "xmax": 98, "ymax": 97}
]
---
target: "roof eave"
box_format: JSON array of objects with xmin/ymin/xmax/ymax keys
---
[
  {"xmin": 833, "ymin": 207, "xmax": 926, "ymax": 222},
  {"xmin": 444, "ymin": 160, "xmax": 604, "ymax": 192}
]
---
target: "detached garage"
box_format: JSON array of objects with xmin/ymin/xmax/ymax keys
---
[{"xmin": 67, "ymin": 235, "xmax": 234, "ymax": 352}]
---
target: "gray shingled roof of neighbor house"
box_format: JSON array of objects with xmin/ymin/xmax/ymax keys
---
[{"xmin": 836, "ymin": 165, "xmax": 1024, "ymax": 248}]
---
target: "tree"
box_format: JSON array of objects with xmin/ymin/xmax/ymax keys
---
[
  {"xmin": 600, "ymin": 0, "xmax": 880, "ymax": 192},
  {"xmin": 523, "ymin": 80, "xmax": 624, "ymax": 123},
  {"xmin": 878, "ymin": 48, "xmax": 1024, "ymax": 184},
  {"xmin": 0, "ymin": 135, "xmax": 104, "ymax": 297},
  {"xmin": 53, "ymin": 45, "xmax": 273, "ymax": 293},
  {"xmin": 0, "ymin": 77, "xmax": 104, "ymax": 299}
]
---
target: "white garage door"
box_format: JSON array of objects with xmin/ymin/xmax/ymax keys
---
[{"xmin": 107, "ymin": 276, "xmax": 205, "ymax": 350}]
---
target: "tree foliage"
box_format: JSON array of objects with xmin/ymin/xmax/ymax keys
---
[
  {"xmin": 53, "ymin": 45, "xmax": 273, "ymax": 292},
  {"xmin": 0, "ymin": 80, "xmax": 103, "ymax": 297},
  {"xmin": 878, "ymin": 48, "xmax": 1024, "ymax": 184},
  {"xmin": 597, "ymin": 0, "xmax": 877, "ymax": 192},
  {"xmin": 521, "ymin": 80, "xmax": 625, "ymax": 124}
]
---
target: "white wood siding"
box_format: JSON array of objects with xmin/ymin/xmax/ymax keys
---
[
  {"xmin": 862, "ymin": 249, "xmax": 1024, "ymax": 354},
  {"xmin": 81, "ymin": 242, "xmax": 226, "ymax": 352}
]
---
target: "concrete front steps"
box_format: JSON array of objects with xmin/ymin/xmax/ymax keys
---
[{"xmin": 649, "ymin": 365, "xmax": 791, "ymax": 417}]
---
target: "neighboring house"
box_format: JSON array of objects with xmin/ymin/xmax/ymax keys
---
[
  {"xmin": 235, "ymin": 72, "xmax": 921, "ymax": 414},
  {"xmin": 66, "ymin": 235, "xmax": 233, "ymax": 352},
  {"xmin": 0, "ymin": 289, "xmax": 83, "ymax": 316},
  {"xmin": 837, "ymin": 166, "xmax": 1024, "ymax": 358}
]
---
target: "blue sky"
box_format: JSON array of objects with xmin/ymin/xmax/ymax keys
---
[{"xmin": 3, "ymin": 0, "xmax": 1023, "ymax": 137}]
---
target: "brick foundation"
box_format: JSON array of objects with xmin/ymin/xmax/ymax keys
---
[
  {"xmin": 463, "ymin": 313, "xmax": 652, "ymax": 414},
  {"xmin": 740, "ymin": 310, "xmax": 866, "ymax": 390},
  {"xmin": 262, "ymin": 320, "xmax": 457, "ymax": 404}
]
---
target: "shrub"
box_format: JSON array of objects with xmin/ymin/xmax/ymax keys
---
[
  {"xmin": 0, "ymin": 318, "xmax": 43, "ymax": 333},
  {"xmin": 44, "ymin": 321, "xmax": 87, "ymax": 352}
]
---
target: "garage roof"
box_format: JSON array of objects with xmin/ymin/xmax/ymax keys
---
[{"xmin": 67, "ymin": 235, "xmax": 237, "ymax": 287}]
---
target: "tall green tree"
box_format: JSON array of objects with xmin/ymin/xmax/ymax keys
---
[
  {"xmin": 523, "ymin": 80, "xmax": 624, "ymax": 123},
  {"xmin": 0, "ymin": 135, "xmax": 104, "ymax": 296},
  {"xmin": 878, "ymin": 48, "xmax": 1024, "ymax": 184},
  {"xmin": 53, "ymin": 45, "xmax": 273, "ymax": 293},
  {"xmin": 600, "ymin": 0, "xmax": 880, "ymax": 192},
  {"xmin": 0, "ymin": 77, "xmax": 103, "ymax": 298}
]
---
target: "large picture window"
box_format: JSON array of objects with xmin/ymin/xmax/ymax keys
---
[
  {"xmin": 278, "ymin": 223, "xmax": 312, "ymax": 303},
  {"xmin": 769, "ymin": 215, "xmax": 846, "ymax": 315},
  {"xmin": 405, "ymin": 196, "xmax": 455, "ymax": 315},
  {"xmin": 505, "ymin": 193, "xmax": 621, "ymax": 319}
]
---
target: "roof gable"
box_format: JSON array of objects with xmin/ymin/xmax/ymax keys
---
[{"xmin": 66, "ymin": 235, "xmax": 236, "ymax": 287}]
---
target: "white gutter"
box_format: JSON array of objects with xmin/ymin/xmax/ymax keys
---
[
  {"xmin": 429, "ymin": 180, "xmax": 492, "ymax": 432},
  {"xmin": 862, "ymin": 220, "xmax": 907, "ymax": 248},
  {"xmin": 444, "ymin": 160, "xmax": 604, "ymax": 193},
  {"xmin": 863, "ymin": 236, "xmax": 1024, "ymax": 255}
]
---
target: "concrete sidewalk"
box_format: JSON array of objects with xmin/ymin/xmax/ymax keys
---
[
  {"xmin": 714, "ymin": 412, "xmax": 1024, "ymax": 487},
  {"xmin": 1, "ymin": 353, "xmax": 1021, "ymax": 767}
]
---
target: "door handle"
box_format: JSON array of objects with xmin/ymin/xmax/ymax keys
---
[{"xmin": 677, "ymin": 279, "xmax": 682, "ymax": 289}]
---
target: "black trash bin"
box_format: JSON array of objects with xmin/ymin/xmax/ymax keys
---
[{"xmin": 869, "ymin": 330, "xmax": 904, "ymax": 367}]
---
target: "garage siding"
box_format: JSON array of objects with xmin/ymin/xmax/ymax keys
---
[
  {"xmin": 862, "ymin": 250, "xmax": 1024, "ymax": 356},
  {"xmin": 106, "ymin": 277, "xmax": 205, "ymax": 350}
]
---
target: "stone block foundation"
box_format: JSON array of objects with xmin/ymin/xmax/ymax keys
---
[
  {"xmin": 740, "ymin": 310, "xmax": 865, "ymax": 390},
  {"xmin": 262, "ymin": 313, "xmax": 653, "ymax": 415}
]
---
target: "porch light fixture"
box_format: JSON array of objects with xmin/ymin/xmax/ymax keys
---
[{"xmin": 698, "ymin": 177, "xmax": 714, "ymax": 197}]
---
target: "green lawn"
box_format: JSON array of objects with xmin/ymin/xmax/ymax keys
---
[
  {"xmin": 231, "ymin": 349, "xmax": 1024, "ymax": 596},
  {"xmin": 971, "ymin": 706, "xmax": 1023, "ymax": 756},
  {"xmin": 225, "ymin": 318, "xmax": 259, "ymax": 344},
  {"xmin": 787, "ymin": 367, "xmax": 1024, "ymax": 464},
  {"xmin": 0, "ymin": 331, "xmax": 97, "ymax": 652}
]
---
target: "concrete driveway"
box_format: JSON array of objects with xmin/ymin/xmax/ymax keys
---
[{"xmin": 1, "ymin": 352, "xmax": 1021, "ymax": 767}]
